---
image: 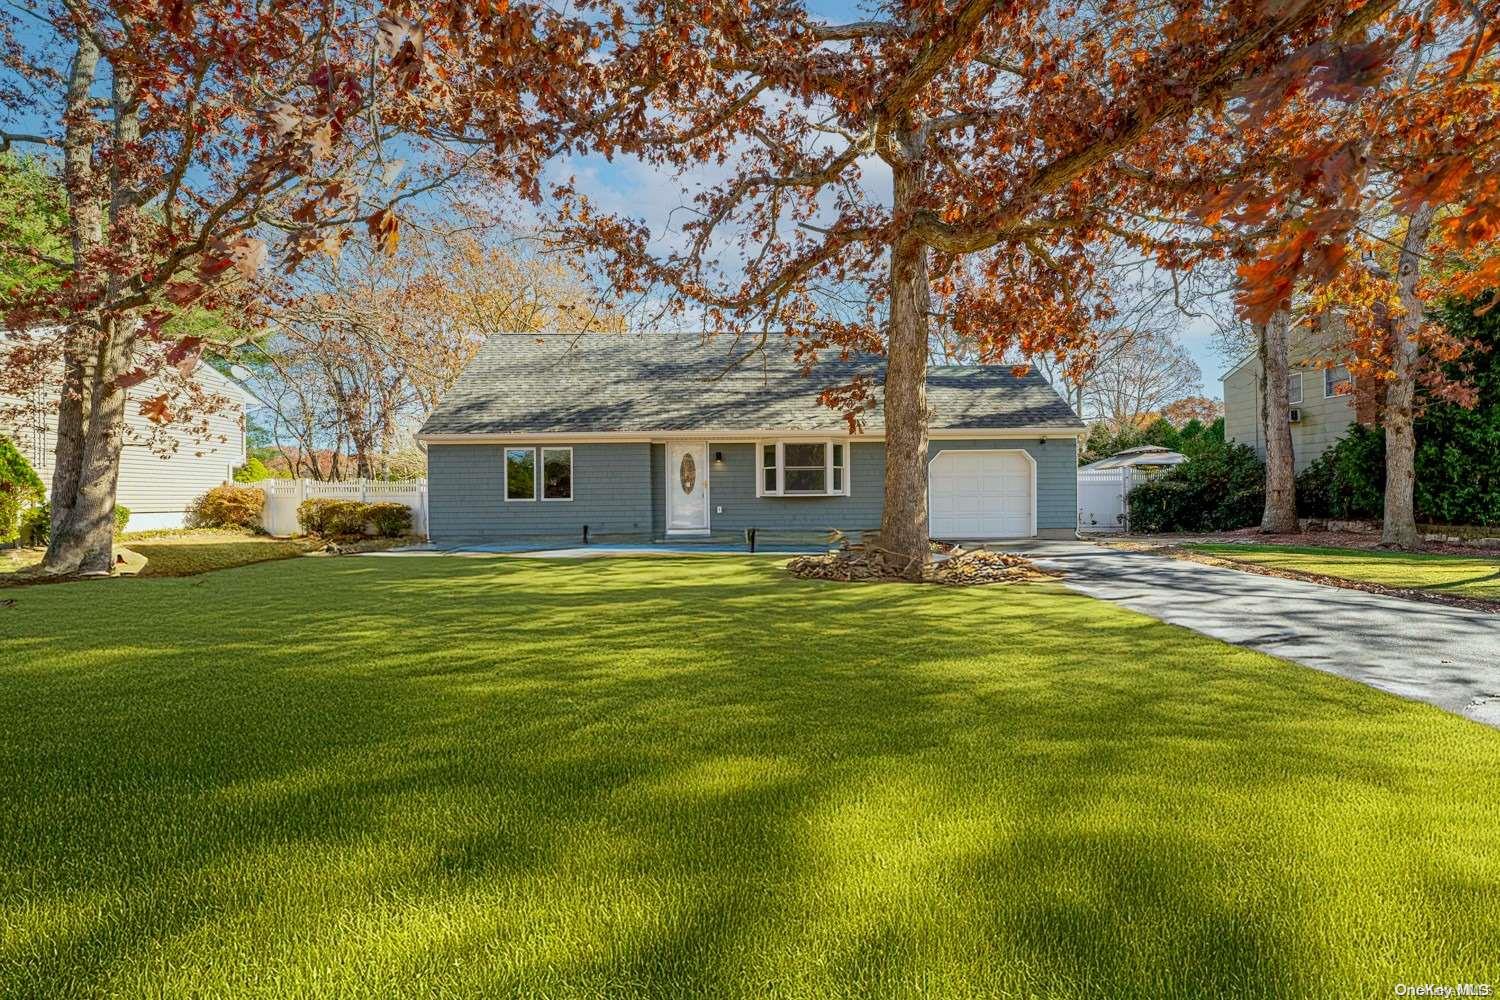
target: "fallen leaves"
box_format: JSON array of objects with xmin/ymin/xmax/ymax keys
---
[{"xmin": 787, "ymin": 547, "xmax": 1061, "ymax": 586}]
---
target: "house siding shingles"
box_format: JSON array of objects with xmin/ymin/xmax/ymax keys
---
[
  {"xmin": 649, "ymin": 443, "xmax": 666, "ymax": 538},
  {"xmin": 430, "ymin": 437, "xmax": 1078, "ymax": 543},
  {"xmin": 2, "ymin": 365, "xmax": 247, "ymax": 530},
  {"xmin": 427, "ymin": 443, "xmax": 654, "ymax": 543},
  {"xmin": 693, "ymin": 442, "xmax": 887, "ymax": 534},
  {"xmin": 1224, "ymin": 361, "xmax": 1356, "ymax": 473}
]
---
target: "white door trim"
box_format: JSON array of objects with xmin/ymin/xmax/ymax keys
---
[
  {"xmin": 927, "ymin": 448, "xmax": 1038, "ymax": 539},
  {"xmin": 665, "ymin": 441, "xmax": 711, "ymax": 534}
]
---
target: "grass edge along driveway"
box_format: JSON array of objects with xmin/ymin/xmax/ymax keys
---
[
  {"xmin": 2, "ymin": 555, "xmax": 1498, "ymax": 999},
  {"xmin": 1183, "ymin": 542, "xmax": 1500, "ymax": 600}
]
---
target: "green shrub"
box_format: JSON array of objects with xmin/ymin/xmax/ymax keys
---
[
  {"xmin": 187, "ymin": 484, "xmax": 266, "ymax": 530},
  {"xmin": 297, "ymin": 497, "xmax": 367, "ymax": 537},
  {"xmin": 1286, "ymin": 297, "xmax": 1499, "ymax": 527},
  {"xmin": 296, "ymin": 498, "xmax": 415, "ymax": 538},
  {"xmin": 15, "ymin": 501, "xmax": 129, "ymax": 544},
  {"xmin": 19, "ymin": 502, "xmax": 49, "ymax": 545},
  {"xmin": 1414, "ymin": 299, "xmax": 1500, "ymax": 526},
  {"xmin": 1138, "ymin": 417, "xmax": 1182, "ymax": 452},
  {"xmin": 363, "ymin": 502, "xmax": 412, "ymax": 538},
  {"xmin": 232, "ymin": 457, "xmax": 272, "ymax": 483},
  {"xmin": 1296, "ymin": 425, "xmax": 1386, "ymax": 520},
  {"xmin": 0, "ymin": 436, "xmax": 44, "ymax": 544},
  {"xmin": 1127, "ymin": 440, "xmax": 1266, "ymax": 532}
]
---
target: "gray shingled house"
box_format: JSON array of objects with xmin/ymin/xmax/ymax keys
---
[{"xmin": 417, "ymin": 333, "xmax": 1086, "ymax": 545}]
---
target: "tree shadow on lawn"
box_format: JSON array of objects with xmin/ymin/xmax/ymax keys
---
[{"xmin": 2, "ymin": 556, "xmax": 1499, "ymax": 998}]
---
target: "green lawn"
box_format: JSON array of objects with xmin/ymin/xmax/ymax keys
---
[
  {"xmin": 1184, "ymin": 543, "xmax": 1500, "ymax": 598},
  {"xmin": 2, "ymin": 557, "xmax": 1498, "ymax": 999},
  {"xmin": 128, "ymin": 536, "xmax": 315, "ymax": 577},
  {"xmin": 1, "ymin": 531, "xmax": 314, "ymax": 583}
]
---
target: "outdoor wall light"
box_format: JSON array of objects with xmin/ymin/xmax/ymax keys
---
[{"xmin": 714, "ymin": 451, "xmax": 724, "ymax": 464}]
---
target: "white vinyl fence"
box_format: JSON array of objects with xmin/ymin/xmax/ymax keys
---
[
  {"xmin": 253, "ymin": 478, "xmax": 428, "ymax": 538},
  {"xmin": 1077, "ymin": 468, "xmax": 1141, "ymax": 533}
]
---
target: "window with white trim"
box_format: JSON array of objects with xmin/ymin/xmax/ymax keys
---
[
  {"xmin": 1288, "ymin": 371, "xmax": 1303, "ymax": 405},
  {"xmin": 541, "ymin": 447, "xmax": 572, "ymax": 501},
  {"xmin": 505, "ymin": 448, "xmax": 536, "ymax": 501},
  {"xmin": 1325, "ymin": 365, "xmax": 1353, "ymax": 398},
  {"xmin": 756, "ymin": 441, "xmax": 850, "ymax": 497}
]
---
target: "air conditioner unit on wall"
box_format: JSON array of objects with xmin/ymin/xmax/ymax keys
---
[{"xmin": 1288, "ymin": 408, "xmax": 1302, "ymax": 423}]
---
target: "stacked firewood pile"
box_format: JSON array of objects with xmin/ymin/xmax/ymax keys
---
[{"xmin": 787, "ymin": 546, "xmax": 1059, "ymax": 586}]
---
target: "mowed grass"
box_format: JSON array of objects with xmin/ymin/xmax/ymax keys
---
[
  {"xmin": 1186, "ymin": 542, "xmax": 1500, "ymax": 598},
  {"xmin": 2, "ymin": 557, "xmax": 1498, "ymax": 999},
  {"xmin": 127, "ymin": 535, "xmax": 314, "ymax": 577},
  {"xmin": 1, "ymin": 531, "xmax": 313, "ymax": 583}
]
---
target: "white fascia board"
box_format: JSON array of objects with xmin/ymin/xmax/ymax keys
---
[{"xmin": 419, "ymin": 426, "xmax": 1087, "ymax": 445}]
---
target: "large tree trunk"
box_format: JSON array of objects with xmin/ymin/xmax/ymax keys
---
[
  {"xmin": 1259, "ymin": 308, "xmax": 1298, "ymax": 533},
  {"xmin": 1381, "ymin": 203, "xmax": 1436, "ymax": 550},
  {"xmin": 876, "ymin": 139, "xmax": 932, "ymax": 579},
  {"xmin": 47, "ymin": 31, "xmax": 101, "ymax": 524},
  {"xmin": 44, "ymin": 316, "xmax": 133, "ymax": 574},
  {"xmin": 41, "ymin": 29, "xmax": 102, "ymax": 573},
  {"xmin": 42, "ymin": 27, "xmax": 140, "ymax": 576}
]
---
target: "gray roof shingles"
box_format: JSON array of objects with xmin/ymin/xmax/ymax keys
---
[{"xmin": 419, "ymin": 333, "xmax": 1085, "ymax": 436}]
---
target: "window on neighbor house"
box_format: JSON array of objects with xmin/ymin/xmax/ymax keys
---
[
  {"xmin": 1325, "ymin": 365, "xmax": 1353, "ymax": 398},
  {"xmin": 757, "ymin": 441, "xmax": 849, "ymax": 497},
  {"xmin": 1288, "ymin": 371, "xmax": 1303, "ymax": 405}
]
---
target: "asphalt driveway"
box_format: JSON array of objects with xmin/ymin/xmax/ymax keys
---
[{"xmin": 1010, "ymin": 541, "xmax": 1500, "ymax": 729}]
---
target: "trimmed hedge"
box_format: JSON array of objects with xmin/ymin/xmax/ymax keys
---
[
  {"xmin": 297, "ymin": 498, "xmax": 411, "ymax": 538},
  {"xmin": 1295, "ymin": 426, "xmax": 1386, "ymax": 521},
  {"xmin": 187, "ymin": 484, "xmax": 267, "ymax": 530},
  {"xmin": 363, "ymin": 502, "xmax": 412, "ymax": 538},
  {"xmin": 1127, "ymin": 440, "xmax": 1266, "ymax": 533}
]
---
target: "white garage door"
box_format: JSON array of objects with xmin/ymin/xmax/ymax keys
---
[{"xmin": 929, "ymin": 450, "xmax": 1034, "ymax": 539}]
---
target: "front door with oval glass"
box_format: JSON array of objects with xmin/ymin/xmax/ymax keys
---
[{"xmin": 666, "ymin": 441, "xmax": 710, "ymax": 533}]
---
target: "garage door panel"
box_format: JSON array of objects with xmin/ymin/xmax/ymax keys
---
[{"xmin": 929, "ymin": 451, "xmax": 1034, "ymax": 539}]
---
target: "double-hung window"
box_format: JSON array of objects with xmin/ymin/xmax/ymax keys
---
[
  {"xmin": 505, "ymin": 447, "xmax": 573, "ymax": 501},
  {"xmin": 757, "ymin": 441, "xmax": 849, "ymax": 497},
  {"xmin": 1288, "ymin": 371, "xmax": 1303, "ymax": 405}
]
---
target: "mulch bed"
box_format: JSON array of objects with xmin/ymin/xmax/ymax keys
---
[
  {"xmin": 1109, "ymin": 541, "xmax": 1500, "ymax": 614},
  {"xmin": 788, "ymin": 546, "xmax": 1060, "ymax": 586}
]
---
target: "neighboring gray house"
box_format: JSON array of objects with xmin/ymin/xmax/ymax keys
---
[
  {"xmin": 1222, "ymin": 335, "xmax": 1356, "ymax": 473},
  {"xmin": 417, "ymin": 333, "xmax": 1087, "ymax": 545}
]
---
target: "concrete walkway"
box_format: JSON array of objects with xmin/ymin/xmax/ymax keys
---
[
  {"xmin": 367, "ymin": 541, "xmax": 824, "ymax": 558},
  {"xmin": 1009, "ymin": 541, "xmax": 1500, "ymax": 729}
]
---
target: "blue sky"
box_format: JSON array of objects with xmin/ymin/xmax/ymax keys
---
[{"xmin": 544, "ymin": 131, "xmax": 1237, "ymax": 400}]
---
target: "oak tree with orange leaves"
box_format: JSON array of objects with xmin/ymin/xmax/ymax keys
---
[
  {"xmin": 1189, "ymin": 0, "xmax": 1500, "ymax": 547},
  {"xmin": 534, "ymin": 0, "xmax": 1429, "ymax": 575},
  {"xmin": 0, "ymin": 0, "xmax": 594, "ymax": 575}
]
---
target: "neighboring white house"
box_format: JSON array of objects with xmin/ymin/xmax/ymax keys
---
[
  {"xmin": 1078, "ymin": 445, "xmax": 1187, "ymax": 473},
  {"xmin": 3, "ymin": 363, "xmax": 252, "ymax": 531}
]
